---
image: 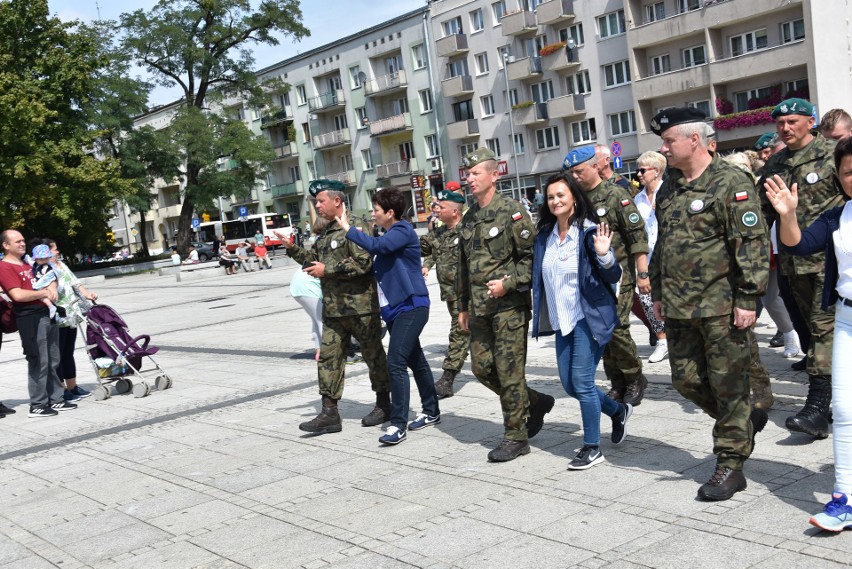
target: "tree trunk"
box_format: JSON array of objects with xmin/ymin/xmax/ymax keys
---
[
  {"xmin": 138, "ymin": 209, "xmax": 151, "ymax": 258},
  {"xmin": 176, "ymin": 163, "xmax": 201, "ymax": 256}
]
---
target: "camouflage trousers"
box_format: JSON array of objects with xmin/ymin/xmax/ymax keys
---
[
  {"xmin": 318, "ymin": 312, "xmax": 389, "ymax": 400},
  {"xmin": 748, "ymin": 328, "xmax": 770, "ymax": 395},
  {"xmin": 443, "ymin": 300, "xmax": 470, "ymax": 372},
  {"xmin": 603, "ymin": 281, "xmax": 643, "ymax": 389},
  {"xmin": 666, "ymin": 315, "xmax": 753, "ymax": 470},
  {"xmin": 469, "ymin": 307, "xmax": 542, "ymax": 441},
  {"xmin": 788, "ymin": 272, "xmax": 835, "ymax": 377}
]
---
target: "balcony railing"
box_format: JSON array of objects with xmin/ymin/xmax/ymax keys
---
[
  {"xmin": 507, "ymin": 56, "xmax": 542, "ymax": 81},
  {"xmin": 270, "ymin": 180, "xmax": 304, "ymax": 198},
  {"xmin": 514, "ymin": 102, "xmax": 549, "ymax": 125},
  {"xmin": 272, "ymin": 141, "xmax": 298, "ymax": 160},
  {"xmin": 501, "ymin": 10, "xmax": 537, "ymax": 36},
  {"xmin": 307, "ymin": 89, "xmax": 345, "ymax": 112},
  {"xmin": 546, "ymin": 94, "xmax": 586, "ymax": 119},
  {"xmin": 365, "ymin": 70, "xmax": 407, "ymax": 96},
  {"xmin": 376, "ymin": 158, "xmax": 418, "ymax": 180},
  {"xmin": 536, "ymin": 0, "xmax": 575, "ymax": 24},
  {"xmin": 324, "ymin": 170, "xmax": 357, "ymax": 186},
  {"xmin": 369, "ymin": 113, "xmax": 412, "ymax": 137},
  {"xmin": 446, "ymin": 119, "xmax": 480, "ymax": 140},
  {"xmin": 542, "ymin": 48, "xmax": 581, "ymax": 73},
  {"xmin": 260, "ymin": 106, "xmax": 293, "ymax": 129},
  {"xmin": 441, "ymin": 74, "xmax": 474, "ymax": 98},
  {"xmin": 313, "ymin": 129, "xmax": 352, "ymax": 149},
  {"xmin": 436, "ymin": 33, "xmax": 469, "ymax": 58}
]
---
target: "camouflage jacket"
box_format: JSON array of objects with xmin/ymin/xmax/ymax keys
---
[
  {"xmin": 650, "ymin": 155, "xmax": 769, "ymax": 319},
  {"xmin": 586, "ymin": 180, "xmax": 649, "ymax": 286},
  {"xmin": 758, "ymin": 134, "xmax": 843, "ymax": 276},
  {"xmin": 420, "ymin": 222, "xmax": 462, "ymax": 302},
  {"xmin": 286, "ymin": 219, "xmax": 378, "ymax": 317},
  {"xmin": 457, "ymin": 193, "xmax": 535, "ymax": 316}
]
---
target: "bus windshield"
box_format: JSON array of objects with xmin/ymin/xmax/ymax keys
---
[{"xmin": 221, "ymin": 213, "xmax": 292, "ymax": 250}]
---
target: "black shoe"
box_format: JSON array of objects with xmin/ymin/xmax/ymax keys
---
[
  {"xmin": 0, "ymin": 402, "xmax": 16, "ymax": 415},
  {"xmin": 697, "ymin": 466, "xmax": 747, "ymax": 501},
  {"xmin": 435, "ymin": 369, "xmax": 457, "ymax": 399},
  {"xmin": 622, "ymin": 375, "xmax": 648, "ymax": 407},
  {"xmin": 606, "ymin": 387, "xmax": 624, "ymax": 403},
  {"xmin": 611, "ymin": 403, "xmax": 633, "ymax": 445},
  {"xmin": 786, "ymin": 375, "xmax": 832, "ymax": 439},
  {"xmin": 791, "ymin": 357, "xmax": 807, "ymax": 371},
  {"xmin": 768, "ymin": 331, "xmax": 784, "ymax": 348},
  {"xmin": 750, "ymin": 407, "xmax": 768, "ymax": 434},
  {"xmin": 50, "ymin": 401, "xmax": 77, "ymax": 411},
  {"xmin": 527, "ymin": 393, "xmax": 555, "ymax": 439},
  {"xmin": 487, "ymin": 439, "xmax": 531, "ymax": 462},
  {"xmin": 28, "ymin": 404, "xmax": 58, "ymax": 418},
  {"xmin": 361, "ymin": 405, "xmax": 390, "ymax": 427},
  {"xmin": 567, "ymin": 445, "xmax": 605, "ymax": 470}
]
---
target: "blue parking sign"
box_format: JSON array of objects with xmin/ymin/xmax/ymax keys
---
[
  {"xmin": 613, "ymin": 156, "xmax": 623, "ymax": 169},
  {"xmin": 239, "ymin": 206, "xmax": 248, "ymax": 217},
  {"xmin": 191, "ymin": 218, "xmax": 200, "ymax": 228}
]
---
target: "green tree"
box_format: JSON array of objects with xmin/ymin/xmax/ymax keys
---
[
  {"xmin": 119, "ymin": 0, "xmax": 309, "ymax": 253},
  {"xmin": 0, "ymin": 0, "xmax": 127, "ymax": 253}
]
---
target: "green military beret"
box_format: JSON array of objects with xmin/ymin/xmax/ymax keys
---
[
  {"xmin": 462, "ymin": 147, "xmax": 497, "ymax": 168},
  {"xmin": 753, "ymin": 132, "xmax": 775, "ymax": 150},
  {"xmin": 650, "ymin": 107, "xmax": 707, "ymax": 135},
  {"xmin": 308, "ymin": 179, "xmax": 347, "ymax": 197},
  {"xmin": 771, "ymin": 98, "xmax": 814, "ymax": 119},
  {"xmin": 437, "ymin": 190, "xmax": 466, "ymax": 204}
]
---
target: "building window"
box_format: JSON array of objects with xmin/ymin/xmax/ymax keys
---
[
  {"xmin": 571, "ymin": 118, "xmax": 596, "ymax": 144},
  {"xmin": 333, "ymin": 113, "xmax": 348, "ymax": 131},
  {"xmin": 361, "ymin": 149, "xmax": 373, "ymax": 171},
  {"xmin": 734, "ymin": 86, "xmax": 774, "ymax": 112},
  {"xmin": 301, "ymin": 122, "xmax": 310, "ymax": 143},
  {"xmin": 507, "ymin": 88, "xmax": 519, "ymax": 107},
  {"xmin": 781, "ymin": 19, "xmax": 805, "ymax": 44},
  {"xmin": 559, "ymin": 23, "xmax": 584, "ymax": 46},
  {"xmin": 687, "ymin": 100, "xmax": 712, "ymax": 117},
  {"xmin": 785, "ymin": 78, "xmax": 809, "ymax": 96},
  {"xmin": 535, "ymin": 126, "xmax": 560, "ymax": 151},
  {"xmin": 350, "ymin": 65, "xmax": 363, "ymax": 89},
  {"xmin": 446, "ymin": 58, "xmax": 469, "ymax": 78},
  {"xmin": 513, "ymin": 133, "xmax": 525, "ymax": 155},
  {"xmin": 289, "ymin": 166, "xmax": 301, "ymax": 183},
  {"xmin": 566, "ymin": 70, "xmax": 591, "ymax": 95},
  {"xmin": 497, "ymin": 45, "xmax": 511, "ymax": 69},
  {"xmin": 355, "ymin": 107, "xmax": 368, "ymax": 128},
  {"xmin": 730, "ymin": 28, "xmax": 768, "ymax": 57},
  {"xmin": 425, "ymin": 134, "xmax": 439, "ymax": 158},
  {"xmin": 307, "ymin": 161, "xmax": 316, "ymax": 180},
  {"xmin": 419, "ymin": 89, "xmax": 433, "ymax": 113},
  {"xmin": 531, "ymin": 80, "xmax": 554, "ymax": 103},
  {"xmin": 529, "ymin": 34, "xmax": 547, "ymax": 57},
  {"xmin": 486, "ymin": 138, "xmax": 501, "ymax": 157},
  {"xmin": 650, "ymin": 54, "xmax": 671, "ymax": 75},
  {"xmin": 645, "ymin": 2, "xmax": 665, "ymax": 23},
  {"xmin": 682, "ymin": 45, "xmax": 706, "ymax": 68},
  {"xmin": 459, "ymin": 143, "xmax": 477, "ymax": 160},
  {"xmin": 295, "ymin": 84, "xmax": 307, "ymax": 106},
  {"xmin": 603, "ymin": 60, "xmax": 630, "ymax": 88},
  {"xmin": 475, "ymin": 52, "xmax": 490, "ymax": 75},
  {"xmin": 470, "ymin": 8, "xmax": 484, "ymax": 32},
  {"xmin": 598, "ymin": 10, "xmax": 625, "ymax": 39},
  {"xmin": 481, "ymin": 95, "xmax": 495, "ymax": 117},
  {"xmin": 412, "ymin": 44, "xmax": 426, "ymax": 69},
  {"xmin": 442, "ymin": 16, "xmax": 463, "ymax": 37},
  {"xmin": 677, "ymin": 0, "xmax": 700, "ymax": 13},
  {"xmin": 492, "ymin": 1, "xmax": 507, "ymax": 24},
  {"xmin": 608, "ymin": 110, "xmax": 636, "ymax": 137},
  {"xmin": 392, "ymin": 97, "xmax": 409, "ymax": 116},
  {"xmin": 452, "ymin": 99, "xmax": 475, "ymax": 122}
]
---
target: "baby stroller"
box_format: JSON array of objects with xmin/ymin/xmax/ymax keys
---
[{"xmin": 80, "ymin": 303, "xmax": 173, "ymax": 400}]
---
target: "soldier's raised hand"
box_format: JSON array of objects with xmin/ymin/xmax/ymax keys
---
[
  {"xmin": 593, "ymin": 222, "xmax": 613, "ymax": 256},
  {"xmin": 764, "ymin": 175, "xmax": 799, "ymax": 217}
]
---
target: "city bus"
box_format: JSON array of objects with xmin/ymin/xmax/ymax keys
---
[{"xmin": 196, "ymin": 213, "xmax": 294, "ymax": 251}]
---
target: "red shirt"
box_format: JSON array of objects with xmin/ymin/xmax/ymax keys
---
[
  {"xmin": 254, "ymin": 244, "xmax": 268, "ymax": 258},
  {"xmin": 0, "ymin": 260, "xmax": 41, "ymax": 307}
]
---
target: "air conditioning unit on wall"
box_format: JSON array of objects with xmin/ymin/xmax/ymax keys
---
[{"xmin": 430, "ymin": 158, "xmax": 441, "ymax": 172}]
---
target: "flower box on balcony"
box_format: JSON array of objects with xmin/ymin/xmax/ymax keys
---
[
  {"xmin": 712, "ymin": 107, "xmax": 775, "ymax": 131},
  {"xmin": 539, "ymin": 42, "xmax": 566, "ymax": 56}
]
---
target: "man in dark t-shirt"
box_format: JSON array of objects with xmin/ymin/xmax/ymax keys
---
[{"xmin": 0, "ymin": 229, "xmax": 77, "ymax": 417}]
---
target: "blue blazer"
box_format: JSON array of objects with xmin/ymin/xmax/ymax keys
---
[
  {"xmin": 783, "ymin": 204, "xmax": 843, "ymax": 311},
  {"xmin": 346, "ymin": 221, "xmax": 429, "ymax": 308},
  {"xmin": 531, "ymin": 224, "xmax": 622, "ymax": 345}
]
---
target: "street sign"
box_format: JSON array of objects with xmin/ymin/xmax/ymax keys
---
[
  {"xmin": 611, "ymin": 141, "xmax": 622, "ymax": 157},
  {"xmin": 613, "ymin": 156, "xmax": 623, "ymax": 169},
  {"xmin": 238, "ymin": 206, "xmax": 248, "ymax": 217},
  {"xmin": 191, "ymin": 218, "xmax": 200, "ymax": 229},
  {"xmin": 458, "ymin": 167, "xmax": 468, "ymax": 181},
  {"xmin": 497, "ymin": 160, "xmax": 508, "ymax": 176}
]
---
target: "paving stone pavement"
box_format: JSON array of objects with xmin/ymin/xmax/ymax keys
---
[{"xmin": 0, "ymin": 261, "xmax": 850, "ymax": 568}]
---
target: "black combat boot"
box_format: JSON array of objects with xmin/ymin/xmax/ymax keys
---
[
  {"xmin": 299, "ymin": 395, "xmax": 342, "ymax": 434},
  {"xmin": 697, "ymin": 465, "xmax": 747, "ymax": 501},
  {"xmin": 487, "ymin": 439, "xmax": 531, "ymax": 462},
  {"xmin": 786, "ymin": 375, "xmax": 832, "ymax": 439},
  {"xmin": 361, "ymin": 391, "xmax": 391, "ymax": 427},
  {"xmin": 526, "ymin": 393, "xmax": 555, "ymax": 438},
  {"xmin": 434, "ymin": 369, "xmax": 457, "ymax": 399},
  {"xmin": 622, "ymin": 374, "xmax": 648, "ymax": 407}
]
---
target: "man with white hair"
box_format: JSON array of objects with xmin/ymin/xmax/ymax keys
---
[{"xmin": 594, "ymin": 144, "xmax": 631, "ymax": 191}]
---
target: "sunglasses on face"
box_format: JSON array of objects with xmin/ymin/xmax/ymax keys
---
[{"xmin": 638, "ymin": 168, "xmax": 655, "ymax": 174}]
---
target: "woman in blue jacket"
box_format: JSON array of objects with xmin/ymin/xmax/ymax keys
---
[
  {"xmin": 338, "ymin": 188, "xmax": 439, "ymax": 446},
  {"xmin": 531, "ymin": 173, "xmax": 631, "ymax": 470},
  {"xmin": 765, "ymin": 135, "xmax": 852, "ymax": 532}
]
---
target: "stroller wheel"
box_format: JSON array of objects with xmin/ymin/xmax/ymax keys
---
[
  {"xmin": 115, "ymin": 378, "xmax": 133, "ymax": 394},
  {"xmin": 132, "ymin": 382, "xmax": 151, "ymax": 398},
  {"xmin": 93, "ymin": 385, "xmax": 111, "ymax": 401},
  {"xmin": 165, "ymin": 376, "xmax": 173, "ymax": 389},
  {"xmin": 155, "ymin": 374, "xmax": 172, "ymax": 391}
]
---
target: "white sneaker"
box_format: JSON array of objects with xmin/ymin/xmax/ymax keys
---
[
  {"xmin": 648, "ymin": 341, "xmax": 668, "ymax": 363},
  {"xmin": 783, "ymin": 331, "xmax": 800, "ymax": 358}
]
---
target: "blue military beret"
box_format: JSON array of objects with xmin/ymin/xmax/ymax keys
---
[
  {"xmin": 771, "ymin": 98, "xmax": 814, "ymax": 119},
  {"xmin": 308, "ymin": 179, "xmax": 347, "ymax": 197},
  {"xmin": 436, "ymin": 190, "xmax": 466, "ymax": 204},
  {"xmin": 754, "ymin": 132, "xmax": 775, "ymax": 150},
  {"xmin": 562, "ymin": 146, "xmax": 596, "ymax": 170},
  {"xmin": 650, "ymin": 107, "xmax": 707, "ymax": 135}
]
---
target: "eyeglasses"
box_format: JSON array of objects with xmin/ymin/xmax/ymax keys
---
[{"xmin": 638, "ymin": 168, "xmax": 655, "ymax": 174}]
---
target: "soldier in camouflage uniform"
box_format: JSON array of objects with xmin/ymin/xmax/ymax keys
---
[
  {"xmin": 649, "ymin": 107, "xmax": 770, "ymax": 501},
  {"xmin": 279, "ymin": 180, "xmax": 391, "ymax": 434},
  {"xmin": 758, "ymin": 98, "xmax": 843, "ymax": 439},
  {"xmin": 457, "ymin": 148, "xmax": 555, "ymax": 462},
  {"xmin": 420, "ymin": 189, "xmax": 469, "ymax": 398},
  {"xmin": 565, "ymin": 146, "xmax": 650, "ymax": 407}
]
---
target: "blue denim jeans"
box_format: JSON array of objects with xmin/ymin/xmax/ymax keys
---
[
  {"xmin": 386, "ymin": 307, "xmax": 439, "ymax": 430},
  {"xmin": 556, "ymin": 319, "xmax": 620, "ymax": 447}
]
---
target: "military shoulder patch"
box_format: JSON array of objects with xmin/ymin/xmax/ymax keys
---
[
  {"xmin": 520, "ymin": 229, "xmax": 531, "ymax": 239},
  {"xmin": 735, "ymin": 191, "xmax": 749, "ymax": 202},
  {"xmin": 741, "ymin": 211, "xmax": 759, "ymax": 227},
  {"xmin": 620, "ymin": 199, "xmax": 630, "ymax": 207},
  {"xmin": 628, "ymin": 212, "xmax": 640, "ymax": 224},
  {"xmin": 512, "ymin": 211, "xmax": 523, "ymax": 221}
]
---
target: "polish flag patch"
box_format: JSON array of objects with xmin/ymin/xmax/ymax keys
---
[
  {"xmin": 620, "ymin": 199, "xmax": 630, "ymax": 206},
  {"xmin": 512, "ymin": 211, "xmax": 523, "ymax": 221},
  {"xmin": 735, "ymin": 191, "xmax": 749, "ymax": 201}
]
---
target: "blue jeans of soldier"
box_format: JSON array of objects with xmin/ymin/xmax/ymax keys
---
[
  {"xmin": 386, "ymin": 307, "xmax": 439, "ymax": 430},
  {"xmin": 556, "ymin": 319, "xmax": 620, "ymax": 447}
]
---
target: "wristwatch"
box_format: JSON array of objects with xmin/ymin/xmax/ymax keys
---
[{"xmin": 638, "ymin": 271, "xmax": 650, "ymax": 279}]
